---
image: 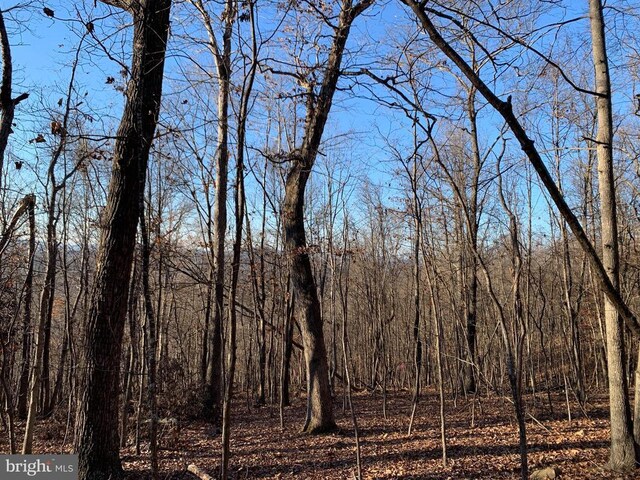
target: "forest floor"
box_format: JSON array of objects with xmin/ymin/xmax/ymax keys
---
[
  {"xmin": 6, "ymin": 389, "xmax": 638, "ymax": 479},
  {"xmin": 126, "ymin": 388, "xmax": 636, "ymax": 479}
]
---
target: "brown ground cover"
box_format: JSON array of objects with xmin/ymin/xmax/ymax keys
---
[{"xmin": 5, "ymin": 389, "xmax": 638, "ymax": 479}]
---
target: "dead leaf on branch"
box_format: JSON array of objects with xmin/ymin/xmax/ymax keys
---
[{"xmin": 50, "ymin": 121, "xmax": 65, "ymax": 136}]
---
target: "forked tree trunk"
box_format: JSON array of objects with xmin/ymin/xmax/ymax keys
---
[
  {"xmin": 281, "ymin": 0, "xmax": 373, "ymax": 433},
  {"xmin": 76, "ymin": 1, "xmax": 171, "ymax": 478},
  {"xmin": 38, "ymin": 36, "xmax": 86, "ymax": 416}
]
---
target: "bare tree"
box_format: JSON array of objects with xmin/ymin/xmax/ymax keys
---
[
  {"xmin": 16, "ymin": 193, "xmax": 35, "ymax": 420},
  {"xmin": 221, "ymin": 0, "xmax": 258, "ymax": 475},
  {"xmin": 400, "ymin": 0, "xmax": 640, "ymax": 472},
  {"xmin": 76, "ymin": 1, "xmax": 172, "ymax": 478},
  {"xmin": 280, "ymin": 0, "xmax": 374, "ymax": 433},
  {"xmin": 399, "ymin": 0, "xmax": 640, "ymax": 340},
  {"xmin": 190, "ymin": 0, "xmax": 234, "ymax": 426},
  {"xmin": 588, "ymin": 0, "xmax": 637, "ymax": 470}
]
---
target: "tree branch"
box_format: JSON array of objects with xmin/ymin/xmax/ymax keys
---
[
  {"xmin": 99, "ymin": 0, "xmax": 134, "ymax": 13},
  {"xmin": 401, "ymin": 0, "xmax": 640, "ymax": 338}
]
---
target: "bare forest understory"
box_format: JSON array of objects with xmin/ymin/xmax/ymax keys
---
[
  {"xmin": 4, "ymin": 389, "xmax": 636, "ymax": 480},
  {"xmin": 6, "ymin": 0, "xmax": 640, "ymax": 479}
]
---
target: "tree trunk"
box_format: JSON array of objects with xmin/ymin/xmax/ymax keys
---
[
  {"xmin": 281, "ymin": 0, "xmax": 373, "ymax": 434},
  {"xmin": 589, "ymin": 0, "xmax": 638, "ymax": 470},
  {"xmin": 401, "ymin": 0, "xmax": 640, "ymax": 340},
  {"xmin": 21, "ymin": 198, "xmax": 47, "ymax": 455},
  {"xmin": 283, "ymin": 164, "xmax": 335, "ymax": 433},
  {"xmin": 193, "ymin": 0, "xmax": 231, "ymax": 427},
  {"xmin": 337, "ymin": 223, "xmax": 362, "ymax": 479},
  {"xmin": 407, "ymin": 154, "xmax": 422, "ymax": 437},
  {"xmin": 281, "ymin": 280, "xmax": 294, "ymax": 409},
  {"xmin": 38, "ymin": 194, "xmax": 58, "ymax": 415},
  {"xmin": 140, "ymin": 170, "xmax": 158, "ymax": 478},
  {"xmin": 121, "ymin": 262, "xmax": 138, "ymax": 448},
  {"xmin": 76, "ymin": 1, "xmax": 171, "ymax": 478},
  {"xmin": 221, "ymin": 2, "xmax": 256, "ymax": 475},
  {"xmin": 463, "ymin": 86, "xmax": 481, "ymax": 394},
  {"xmin": 201, "ymin": 273, "xmax": 212, "ymax": 386},
  {"xmin": 17, "ymin": 196, "xmax": 35, "ymax": 418},
  {"xmin": 0, "ymin": 9, "xmax": 29, "ymax": 190}
]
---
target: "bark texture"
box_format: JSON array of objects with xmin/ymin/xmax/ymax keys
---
[
  {"xmin": 588, "ymin": 0, "xmax": 638, "ymax": 471},
  {"xmin": 284, "ymin": 163, "xmax": 335, "ymax": 433},
  {"xmin": 0, "ymin": 8, "xmax": 28, "ymax": 188},
  {"xmin": 192, "ymin": 0, "xmax": 233, "ymax": 425},
  {"xmin": 76, "ymin": 1, "xmax": 171, "ymax": 478},
  {"xmin": 282, "ymin": 0, "xmax": 373, "ymax": 433}
]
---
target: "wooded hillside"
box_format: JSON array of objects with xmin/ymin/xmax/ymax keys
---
[{"xmin": 2, "ymin": 1, "xmax": 640, "ymax": 478}]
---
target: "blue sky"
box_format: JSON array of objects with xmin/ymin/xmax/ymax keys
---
[{"xmin": 5, "ymin": 0, "xmax": 640, "ymax": 250}]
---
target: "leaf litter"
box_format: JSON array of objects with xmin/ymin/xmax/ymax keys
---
[{"xmin": 3, "ymin": 389, "xmax": 636, "ymax": 479}]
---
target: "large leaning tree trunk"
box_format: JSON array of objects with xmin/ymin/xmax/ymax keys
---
[
  {"xmin": 399, "ymin": 0, "xmax": 640, "ymax": 339},
  {"xmin": 400, "ymin": 0, "xmax": 640, "ymax": 471},
  {"xmin": 76, "ymin": 1, "xmax": 171, "ymax": 479},
  {"xmin": 589, "ymin": 0, "xmax": 638, "ymax": 471},
  {"xmin": 282, "ymin": 0, "xmax": 373, "ymax": 434}
]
